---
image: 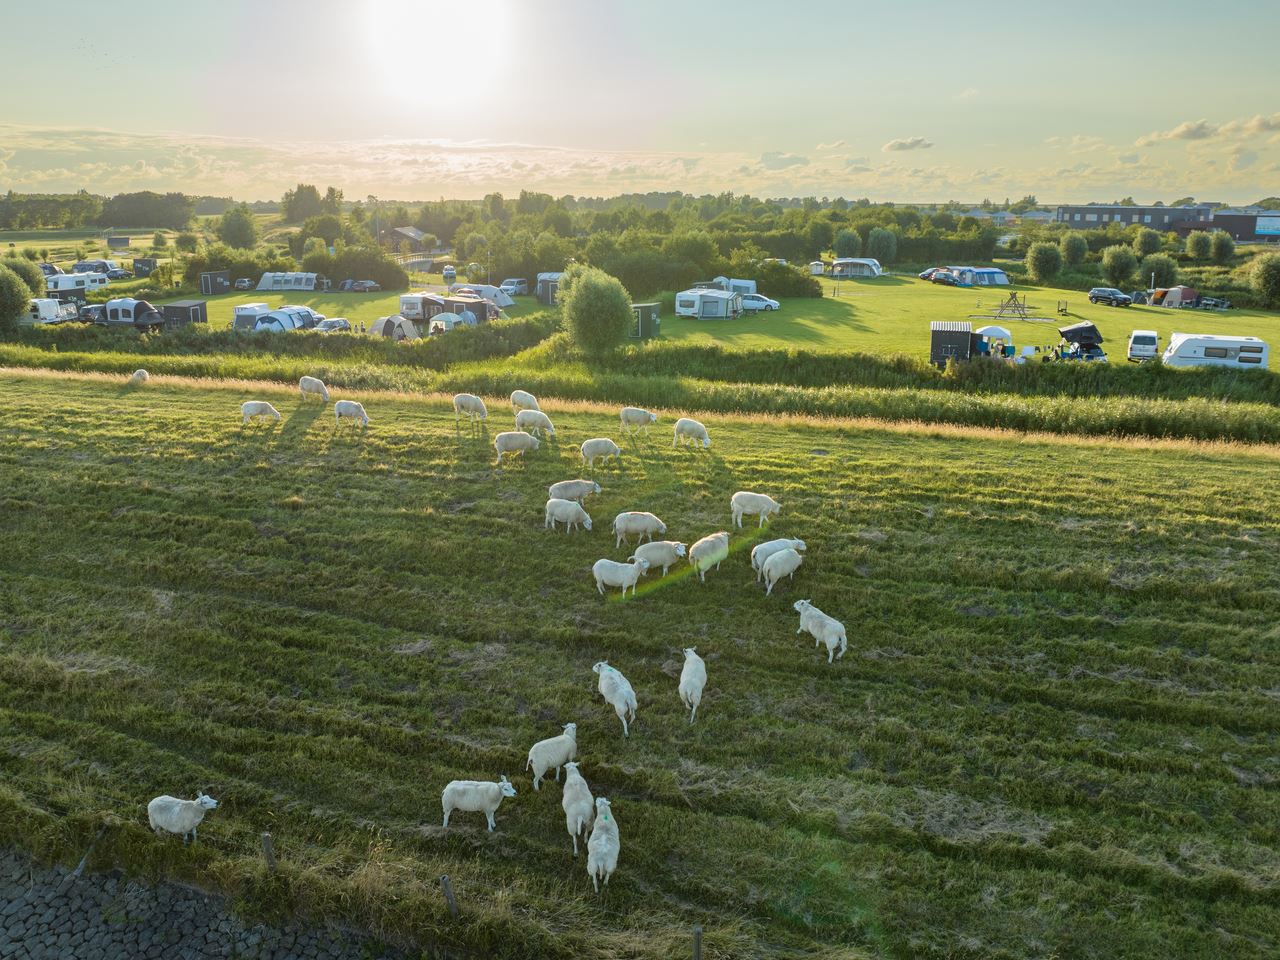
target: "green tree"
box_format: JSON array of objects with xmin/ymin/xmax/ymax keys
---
[
  {"xmin": 1250, "ymin": 252, "xmax": 1280, "ymax": 308},
  {"xmin": 152, "ymin": 230, "xmax": 168, "ymax": 248},
  {"xmin": 1139, "ymin": 253, "xmax": 1178, "ymax": 288},
  {"xmin": 806, "ymin": 219, "xmax": 834, "ymax": 255},
  {"xmin": 561, "ymin": 265, "xmax": 633, "ymax": 356},
  {"xmin": 175, "ymin": 231, "xmax": 199, "ymax": 253},
  {"xmin": 21, "ymin": 248, "xmax": 38, "ymax": 261},
  {"xmin": 3, "ymin": 255, "xmax": 45, "ymax": 295},
  {"xmin": 321, "ymin": 186, "xmax": 343, "ymax": 215},
  {"xmin": 1059, "ymin": 231, "xmax": 1088, "ymax": 266},
  {"xmin": 866, "ymin": 226, "xmax": 897, "ymax": 264},
  {"xmin": 302, "ymin": 214, "xmax": 343, "ymax": 247},
  {"xmin": 0, "ymin": 264, "xmax": 29, "ymax": 333},
  {"xmin": 1009, "ymin": 195, "xmax": 1039, "ymax": 213},
  {"xmin": 1025, "ymin": 241, "xmax": 1063, "ymax": 283},
  {"xmin": 833, "ymin": 229, "xmax": 862, "ymax": 258},
  {"xmin": 281, "ymin": 184, "xmax": 323, "ymax": 222},
  {"xmin": 1184, "ymin": 231, "xmax": 1211, "ymax": 260},
  {"xmin": 1210, "ymin": 231, "xmax": 1235, "ymax": 264},
  {"xmin": 1132, "ymin": 227, "xmax": 1162, "ymax": 259},
  {"xmin": 1100, "ymin": 245, "xmax": 1137, "ymax": 287},
  {"xmin": 660, "ymin": 230, "xmax": 718, "ymax": 272},
  {"xmin": 216, "ymin": 204, "xmax": 259, "ymax": 249}
]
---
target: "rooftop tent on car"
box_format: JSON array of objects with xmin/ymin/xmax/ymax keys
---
[{"xmin": 1058, "ymin": 321, "xmax": 1103, "ymax": 345}]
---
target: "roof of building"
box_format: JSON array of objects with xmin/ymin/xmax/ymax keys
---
[
  {"xmin": 931, "ymin": 321, "xmax": 972, "ymax": 332},
  {"xmin": 393, "ymin": 226, "xmax": 426, "ymax": 241}
]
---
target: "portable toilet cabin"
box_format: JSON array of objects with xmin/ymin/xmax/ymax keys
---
[
  {"xmin": 133, "ymin": 257, "xmax": 158, "ymax": 279},
  {"xmin": 630, "ymin": 302, "xmax": 661, "ymax": 340},
  {"xmin": 929, "ymin": 320, "xmax": 979, "ymax": 367},
  {"xmin": 536, "ymin": 272, "xmax": 563, "ymax": 306},
  {"xmin": 161, "ymin": 299, "xmax": 208, "ymax": 328},
  {"xmin": 199, "ymin": 270, "xmax": 232, "ymax": 296}
]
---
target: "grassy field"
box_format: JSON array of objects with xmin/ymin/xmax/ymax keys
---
[{"xmin": 1, "ymin": 368, "xmax": 1278, "ymax": 959}]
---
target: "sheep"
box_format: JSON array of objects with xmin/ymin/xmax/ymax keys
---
[
  {"xmin": 548, "ymin": 479, "xmax": 601, "ymax": 504},
  {"xmin": 731, "ymin": 491, "xmax": 781, "ymax": 529},
  {"xmin": 494, "ymin": 430, "xmax": 540, "ymax": 465},
  {"xmin": 688, "ymin": 531, "xmax": 730, "ymax": 582},
  {"xmin": 298, "ymin": 375, "xmax": 330, "ymax": 403},
  {"xmin": 612, "ymin": 511, "xmax": 666, "ymax": 548},
  {"xmin": 751, "ymin": 538, "xmax": 807, "ymax": 582},
  {"xmin": 580, "ymin": 437, "xmax": 621, "ymax": 468},
  {"xmin": 678, "ymin": 647, "xmax": 707, "ymax": 723},
  {"xmin": 511, "ymin": 389, "xmax": 541, "ymax": 413},
  {"xmin": 526, "ymin": 722, "xmax": 578, "ymax": 791},
  {"xmin": 240, "ymin": 400, "xmax": 281, "ymax": 424},
  {"xmin": 793, "ymin": 599, "xmax": 848, "ymax": 663},
  {"xmin": 515, "ymin": 408, "xmax": 556, "ymax": 438},
  {"xmin": 146, "ymin": 792, "xmax": 218, "ymax": 843},
  {"xmin": 561, "ymin": 761, "xmax": 594, "ymax": 856},
  {"xmin": 586, "ymin": 797, "xmax": 619, "ymax": 893},
  {"xmin": 545, "ymin": 498, "xmax": 592, "ymax": 532},
  {"xmin": 673, "ymin": 417, "xmax": 710, "ymax": 449},
  {"xmin": 129, "ymin": 369, "xmax": 149, "ymax": 385},
  {"xmin": 334, "ymin": 399, "xmax": 369, "ymax": 427},
  {"xmin": 628, "ymin": 540, "xmax": 686, "ymax": 576},
  {"xmin": 762, "ymin": 547, "xmax": 804, "ymax": 596},
  {"xmin": 619, "ymin": 406, "xmax": 657, "ymax": 435},
  {"xmin": 591, "ymin": 557, "xmax": 649, "ymax": 598},
  {"xmin": 441, "ymin": 775, "xmax": 517, "ymax": 831},
  {"xmin": 453, "ymin": 392, "xmax": 488, "ymax": 424},
  {"xmin": 592, "ymin": 661, "xmax": 637, "ymax": 736}
]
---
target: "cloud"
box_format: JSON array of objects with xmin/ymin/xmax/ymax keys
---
[
  {"xmin": 758, "ymin": 151, "xmax": 809, "ymax": 170},
  {"xmin": 1116, "ymin": 153, "xmax": 1140, "ymax": 165},
  {"xmin": 1228, "ymin": 148, "xmax": 1258, "ymax": 173},
  {"xmin": 882, "ymin": 137, "xmax": 933, "ymax": 152},
  {"xmin": 953, "ymin": 88, "xmax": 979, "ymax": 101},
  {"xmin": 1135, "ymin": 119, "xmax": 1216, "ymax": 147},
  {"xmin": 815, "ymin": 140, "xmax": 846, "ymax": 150},
  {"xmin": 1218, "ymin": 113, "xmax": 1280, "ymax": 138},
  {"xmin": 1134, "ymin": 113, "xmax": 1280, "ymax": 148}
]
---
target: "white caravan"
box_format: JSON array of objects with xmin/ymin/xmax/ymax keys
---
[
  {"xmin": 46, "ymin": 272, "xmax": 109, "ymax": 295},
  {"xmin": 24, "ymin": 298, "xmax": 78, "ymax": 325},
  {"xmin": 1161, "ymin": 333, "xmax": 1268, "ymax": 370},
  {"xmin": 674, "ymin": 288, "xmax": 742, "ymax": 319}
]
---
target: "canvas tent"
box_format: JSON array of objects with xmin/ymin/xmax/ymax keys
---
[
  {"xmin": 256, "ymin": 272, "xmax": 330, "ymax": 292},
  {"xmin": 369, "ymin": 315, "xmax": 420, "ymax": 340},
  {"xmin": 830, "ymin": 258, "xmax": 883, "ymax": 278},
  {"xmin": 1156, "ymin": 285, "xmax": 1199, "ymax": 308},
  {"xmin": 951, "ymin": 266, "xmax": 1010, "ymax": 286},
  {"xmin": 448, "ymin": 283, "xmax": 514, "ymax": 308}
]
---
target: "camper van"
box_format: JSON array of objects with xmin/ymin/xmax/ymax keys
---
[
  {"xmin": 1161, "ymin": 334, "xmax": 1268, "ymax": 370},
  {"xmin": 1127, "ymin": 330, "xmax": 1160, "ymax": 362},
  {"xmin": 46, "ymin": 272, "xmax": 109, "ymax": 300},
  {"xmin": 24, "ymin": 298, "xmax": 78, "ymax": 326},
  {"xmin": 675, "ymin": 288, "xmax": 742, "ymax": 319}
]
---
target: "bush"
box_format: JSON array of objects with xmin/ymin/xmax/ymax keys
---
[
  {"xmin": 1060, "ymin": 232, "xmax": 1088, "ymax": 266},
  {"xmin": 560, "ymin": 265, "xmax": 633, "ymax": 356},
  {"xmin": 0, "ymin": 264, "xmax": 29, "ymax": 333},
  {"xmin": 1132, "ymin": 228, "xmax": 1162, "ymax": 259},
  {"xmin": 1210, "ymin": 231, "xmax": 1235, "ymax": 264},
  {"xmin": 1025, "ymin": 242, "xmax": 1063, "ymax": 283},
  {"xmin": 153, "ymin": 231, "xmax": 168, "ymax": 248},
  {"xmin": 866, "ymin": 227, "xmax": 897, "ymax": 264},
  {"xmin": 834, "ymin": 229, "xmax": 862, "ymax": 258},
  {"xmin": 2, "ymin": 256, "xmax": 47, "ymax": 296},
  {"xmin": 1101, "ymin": 246, "xmax": 1137, "ymax": 287},
  {"xmin": 1139, "ymin": 253, "xmax": 1179, "ymax": 288},
  {"xmin": 176, "ymin": 232, "xmax": 199, "ymax": 253},
  {"xmin": 738, "ymin": 260, "xmax": 823, "ymax": 298},
  {"xmin": 1250, "ymin": 253, "xmax": 1280, "ymax": 308},
  {"xmin": 1185, "ymin": 231, "xmax": 1211, "ymax": 261},
  {"xmin": 301, "ymin": 247, "xmax": 410, "ymax": 290},
  {"xmin": 217, "ymin": 204, "xmax": 259, "ymax": 249}
]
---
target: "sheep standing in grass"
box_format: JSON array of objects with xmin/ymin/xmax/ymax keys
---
[
  {"xmin": 612, "ymin": 511, "xmax": 666, "ymax": 548},
  {"xmin": 241, "ymin": 401, "xmax": 281, "ymax": 424},
  {"xmin": 731, "ymin": 491, "xmax": 781, "ymax": 529},
  {"xmin": 545, "ymin": 498, "xmax": 592, "ymax": 532},
  {"xmin": 494, "ymin": 430, "xmax": 540, "ymax": 465},
  {"xmin": 453, "ymin": 393, "xmax": 488, "ymax": 425},
  {"xmin": 673, "ymin": 417, "xmax": 710, "ymax": 449},
  {"xmin": 516, "ymin": 408, "xmax": 556, "ymax": 438},
  {"xmin": 591, "ymin": 557, "xmax": 649, "ymax": 598},
  {"xmin": 586, "ymin": 797, "xmax": 620, "ymax": 893},
  {"xmin": 580, "ymin": 437, "xmax": 621, "ymax": 468},
  {"xmin": 548, "ymin": 479, "xmax": 601, "ymax": 504},
  {"xmin": 298, "ymin": 376, "xmax": 330, "ymax": 403},
  {"xmin": 688, "ymin": 531, "xmax": 730, "ymax": 582},
  {"xmin": 511, "ymin": 389, "xmax": 540, "ymax": 413},
  {"xmin": 678, "ymin": 647, "xmax": 707, "ymax": 723},
  {"xmin": 441, "ymin": 775, "xmax": 517, "ymax": 831},
  {"xmin": 526, "ymin": 722, "xmax": 578, "ymax": 791},
  {"xmin": 561, "ymin": 762, "xmax": 594, "ymax": 856},
  {"xmin": 628, "ymin": 540, "xmax": 686, "ymax": 576},
  {"xmin": 794, "ymin": 599, "xmax": 848, "ymax": 663},
  {"xmin": 334, "ymin": 399, "xmax": 369, "ymax": 427},
  {"xmin": 592, "ymin": 661, "xmax": 637, "ymax": 736},
  {"xmin": 147, "ymin": 792, "xmax": 218, "ymax": 843},
  {"xmin": 619, "ymin": 407, "xmax": 657, "ymax": 435},
  {"xmin": 751, "ymin": 539, "xmax": 806, "ymax": 582},
  {"xmin": 129, "ymin": 369, "xmax": 149, "ymax": 386},
  {"xmin": 762, "ymin": 547, "xmax": 804, "ymax": 596}
]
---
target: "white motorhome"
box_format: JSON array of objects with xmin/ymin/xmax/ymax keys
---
[
  {"xmin": 24, "ymin": 298, "xmax": 78, "ymax": 325},
  {"xmin": 1161, "ymin": 333, "xmax": 1268, "ymax": 370},
  {"xmin": 675, "ymin": 288, "xmax": 742, "ymax": 319},
  {"xmin": 46, "ymin": 272, "xmax": 109, "ymax": 296}
]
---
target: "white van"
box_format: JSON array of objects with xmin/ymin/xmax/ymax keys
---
[
  {"xmin": 24, "ymin": 298, "xmax": 78, "ymax": 325},
  {"xmin": 1161, "ymin": 333, "xmax": 1268, "ymax": 370},
  {"xmin": 1126, "ymin": 329, "xmax": 1160, "ymax": 362}
]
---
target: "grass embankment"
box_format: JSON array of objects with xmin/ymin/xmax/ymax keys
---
[{"xmin": 1, "ymin": 370, "xmax": 1278, "ymax": 959}]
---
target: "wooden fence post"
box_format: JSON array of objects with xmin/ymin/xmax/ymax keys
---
[
  {"xmin": 260, "ymin": 832, "xmax": 277, "ymax": 872},
  {"xmin": 693, "ymin": 924, "xmax": 703, "ymax": 960},
  {"xmin": 440, "ymin": 874, "xmax": 459, "ymax": 918}
]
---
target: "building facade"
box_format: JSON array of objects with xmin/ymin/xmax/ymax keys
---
[{"xmin": 1054, "ymin": 203, "xmax": 1213, "ymax": 230}]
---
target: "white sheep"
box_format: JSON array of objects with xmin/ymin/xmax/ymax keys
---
[
  {"xmin": 678, "ymin": 647, "xmax": 707, "ymax": 724},
  {"xmin": 241, "ymin": 400, "xmax": 281, "ymax": 424},
  {"xmin": 453, "ymin": 392, "xmax": 488, "ymax": 424},
  {"xmin": 515, "ymin": 408, "xmax": 556, "ymax": 437},
  {"xmin": 592, "ymin": 661, "xmax": 637, "ymax": 736},
  {"xmin": 673, "ymin": 417, "xmax": 710, "ymax": 449},
  {"xmin": 762, "ymin": 547, "xmax": 804, "ymax": 596},
  {"xmin": 586, "ymin": 797, "xmax": 620, "ymax": 893},
  {"xmin": 511, "ymin": 389, "xmax": 541, "ymax": 413},
  {"xmin": 298, "ymin": 375, "xmax": 330, "ymax": 403},
  {"xmin": 794, "ymin": 599, "xmax": 848, "ymax": 663},
  {"xmin": 688, "ymin": 531, "xmax": 730, "ymax": 583},
  {"xmin": 561, "ymin": 761, "xmax": 594, "ymax": 856},
  {"xmin": 129, "ymin": 369, "xmax": 149, "ymax": 385},
  {"xmin": 751, "ymin": 538, "xmax": 807, "ymax": 582},
  {"xmin": 334, "ymin": 399, "xmax": 369, "ymax": 427},
  {"xmin": 591, "ymin": 557, "xmax": 649, "ymax": 598},
  {"xmin": 545, "ymin": 498, "xmax": 592, "ymax": 532},
  {"xmin": 441, "ymin": 775, "xmax": 517, "ymax": 831},
  {"xmin": 731, "ymin": 491, "xmax": 781, "ymax": 529},
  {"xmin": 526, "ymin": 722, "xmax": 578, "ymax": 791},
  {"xmin": 619, "ymin": 406, "xmax": 657, "ymax": 435},
  {"xmin": 146, "ymin": 792, "xmax": 218, "ymax": 843},
  {"xmin": 548, "ymin": 479, "xmax": 601, "ymax": 504},
  {"xmin": 580, "ymin": 437, "xmax": 621, "ymax": 468},
  {"xmin": 628, "ymin": 540, "xmax": 686, "ymax": 576},
  {"xmin": 612, "ymin": 511, "xmax": 667, "ymax": 548},
  {"xmin": 494, "ymin": 430, "xmax": 540, "ymax": 465}
]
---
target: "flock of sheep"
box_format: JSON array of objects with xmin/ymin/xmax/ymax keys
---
[{"xmin": 131, "ymin": 370, "xmax": 849, "ymax": 897}]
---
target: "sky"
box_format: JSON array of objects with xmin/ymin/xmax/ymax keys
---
[{"xmin": 2, "ymin": 0, "xmax": 1278, "ymax": 204}]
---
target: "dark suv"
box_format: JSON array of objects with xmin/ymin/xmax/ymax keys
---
[{"xmin": 1088, "ymin": 287, "xmax": 1132, "ymax": 307}]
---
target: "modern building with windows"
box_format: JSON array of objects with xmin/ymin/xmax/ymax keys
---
[{"xmin": 1054, "ymin": 203, "xmax": 1213, "ymax": 230}]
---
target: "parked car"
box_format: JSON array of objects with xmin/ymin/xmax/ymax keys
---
[
  {"xmin": 1088, "ymin": 287, "xmax": 1132, "ymax": 307},
  {"xmin": 499, "ymin": 278, "xmax": 529, "ymax": 296},
  {"xmin": 105, "ymin": 268, "xmax": 133, "ymax": 280},
  {"xmin": 79, "ymin": 304, "xmax": 105, "ymax": 323},
  {"xmin": 741, "ymin": 293, "xmax": 780, "ymax": 312},
  {"xmin": 1126, "ymin": 329, "xmax": 1160, "ymax": 362},
  {"xmin": 1198, "ymin": 296, "xmax": 1232, "ymax": 310},
  {"xmin": 1070, "ymin": 344, "xmax": 1108, "ymax": 362},
  {"xmin": 315, "ymin": 318, "xmax": 352, "ymax": 333},
  {"xmin": 918, "ymin": 267, "xmax": 942, "ymax": 280},
  {"xmin": 930, "ymin": 271, "xmax": 959, "ymax": 286},
  {"xmin": 351, "ymin": 280, "xmax": 381, "ymax": 292},
  {"xmin": 233, "ymin": 278, "xmax": 254, "ymax": 290}
]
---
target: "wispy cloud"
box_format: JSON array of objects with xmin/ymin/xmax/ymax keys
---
[
  {"xmin": 758, "ymin": 151, "xmax": 809, "ymax": 170},
  {"xmin": 1135, "ymin": 119, "xmax": 1216, "ymax": 147},
  {"xmin": 953, "ymin": 88, "xmax": 979, "ymax": 101},
  {"xmin": 815, "ymin": 140, "xmax": 846, "ymax": 150},
  {"xmin": 1135, "ymin": 112, "xmax": 1280, "ymax": 147},
  {"xmin": 882, "ymin": 137, "xmax": 933, "ymax": 152}
]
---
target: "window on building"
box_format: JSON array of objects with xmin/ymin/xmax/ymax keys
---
[
  {"xmin": 1144, "ymin": 215, "xmax": 1152, "ymax": 223},
  {"xmin": 1086, "ymin": 214, "xmax": 1097, "ymax": 221},
  {"xmin": 1073, "ymin": 213, "xmax": 1081, "ymax": 221}
]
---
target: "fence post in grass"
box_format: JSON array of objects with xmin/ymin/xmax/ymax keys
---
[
  {"xmin": 440, "ymin": 874, "xmax": 459, "ymax": 918},
  {"xmin": 692, "ymin": 924, "xmax": 703, "ymax": 960},
  {"xmin": 260, "ymin": 832, "xmax": 277, "ymax": 872}
]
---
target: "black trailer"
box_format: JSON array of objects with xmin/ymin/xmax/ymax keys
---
[
  {"xmin": 162, "ymin": 299, "xmax": 208, "ymax": 328},
  {"xmin": 930, "ymin": 320, "xmax": 979, "ymax": 367}
]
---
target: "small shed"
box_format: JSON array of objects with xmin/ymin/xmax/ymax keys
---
[
  {"xmin": 133, "ymin": 257, "xmax": 158, "ymax": 279},
  {"xmin": 107, "ymin": 236, "xmax": 130, "ymax": 249},
  {"xmin": 199, "ymin": 270, "xmax": 232, "ymax": 296},
  {"xmin": 536, "ymin": 272, "xmax": 562, "ymax": 306},
  {"xmin": 162, "ymin": 299, "xmax": 208, "ymax": 327},
  {"xmin": 630, "ymin": 302, "xmax": 661, "ymax": 340},
  {"xmin": 930, "ymin": 320, "xmax": 979, "ymax": 367},
  {"xmin": 809, "ymin": 261, "xmax": 827, "ymax": 275},
  {"xmin": 369, "ymin": 315, "xmax": 420, "ymax": 340}
]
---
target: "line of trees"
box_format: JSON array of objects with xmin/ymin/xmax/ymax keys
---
[{"xmin": 0, "ymin": 190, "xmax": 193, "ymax": 230}]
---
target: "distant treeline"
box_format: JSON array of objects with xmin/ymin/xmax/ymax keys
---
[{"xmin": 0, "ymin": 190, "xmax": 194, "ymax": 230}]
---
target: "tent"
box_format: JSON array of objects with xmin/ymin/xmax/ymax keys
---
[
  {"xmin": 971, "ymin": 267, "xmax": 1010, "ymax": 286},
  {"xmin": 830, "ymin": 258, "xmax": 883, "ymax": 278},
  {"xmin": 369, "ymin": 315, "xmax": 420, "ymax": 340},
  {"xmin": 1159, "ymin": 285, "xmax": 1199, "ymax": 308},
  {"xmin": 256, "ymin": 272, "xmax": 329, "ymax": 292},
  {"xmin": 975, "ymin": 325, "xmax": 1013, "ymax": 341},
  {"xmin": 448, "ymin": 283, "xmax": 514, "ymax": 308},
  {"xmin": 1059, "ymin": 321, "xmax": 1103, "ymax": 345}
]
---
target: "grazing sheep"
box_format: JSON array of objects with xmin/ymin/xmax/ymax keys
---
[
  {"xmin": 678, "ymin": 647, "xmax": 707, "ymax": 723},
  {"xmin": 580, "ymin": 437, "xmax": 621, "ymax": 468},
  {"xmin": 561, "ymin": 762, "xmax": 594, "ymax": 856},
  {"xmin": 545, "ymin": 498, "xmax": 592, "ymax": 532},
  {"xmin": 751, "ymin": 538, "xmax": 807, "ymax": 582},
  {"xmin": 592, "ymin": 661, "xmax": 638, "ymax": 736},
  {"xmin": 240, "ymin": 400, "xmax": 281, "ymax": 424},
  {"xmin": 453, "ymin": 392, "xmax": 488, "ymax": 424},
  {"xmin": 762, "ymin": 547, "xmax": 804, "ymax": 596},
  {"xmin": 146, "ymin": 792, "xmax": 218, "ymax": 843},
  {"xmin": 129, "ymin": 369, "xmax": 149, "ymax": 385},
  {"xmin": 526, "ymin": 722, "xmax": 578, "ymax": 791},
  {"xmin": 619, "ymin": 406, "xmax": 657, "ymax": 435},
  {"xmin": 586, "ymin": 798, "xmax": 620, "ymax": 893},
  {"xmin": 628, "ymin": 540, "xmax": 686, "ymax": 576},
  {"xmin": 515, "ymin": 408, "xmax": 556, "ymax": 437},
  {"xmin": 494, "ymin": 430, "xmax": 540, "ymax": 465},
  {"xmin": 793, "ymin": 599, "xmax": 848, "ymax": 663},
  {"xmin": 441, "ymin": 775, "xmax": 517, "ymax": 831},
  {"xmin": 298, "ymin": 375, "xmax": 330, "ymax": 403},
  {"xmin": 548, "ymin": 479, "xmax": 601, "ymax": 504},
  {"xmin": 688, "ymin": 531, "xmax": 730, "ymax": 582},
  {"xmin": 673, "ymin": 417, "xmax": 710, "ymax": 449},
  {"xmin": 731, "ymin": 491, "xmax": 781, "ymax": 529},
  {"xmin": 511, "ymin": 389, "xmax": 541, "ymax": 413},
  {"xmin": 334, "ymin": 399, "xmax": 369, "ymax": 427},
  {"xmin": 591, "ymin": 557, "xmax": 649, "ymax": 598},
  {"xmin": 612, "ymin": 511, "xmax": 666, "ymax": 548}
]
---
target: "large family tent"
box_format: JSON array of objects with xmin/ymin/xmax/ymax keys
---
[
  {"xmin": 1154, "ymin": 285, "xmax": 1200, "ymax": 308},
  {"xmin": 256, "ymin": 272, "xmax": 330, "ymax": 292},
  {"xmin": 830, "ymin": 258, "xmax": 883, "ymax": 278},
  {"xmin": 369, "ymin": 315, "xmax": 420, "ymax": 340},
  {"xmin": 949, "ymin": 266, "xmax": 1010, "ymax": 286}
]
